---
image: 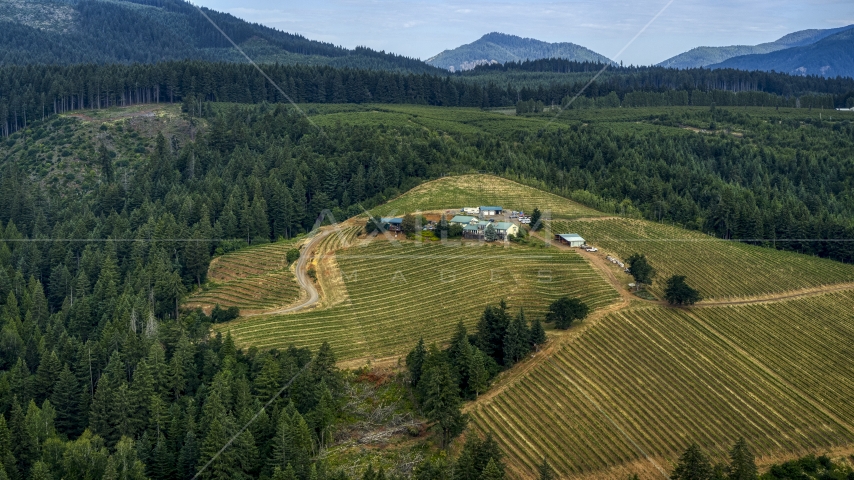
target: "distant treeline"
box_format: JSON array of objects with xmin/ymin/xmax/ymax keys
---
[
  {"xmin": 560, "ymin": 89, "xmax": 836, "ymax": 109},
  {"xmin": 468, "ymin": 58, "xmax": 854, "ymax": 95},
  {"xmin": 2, "ymin": 60, "xmax": 854, "ymax": 136}
]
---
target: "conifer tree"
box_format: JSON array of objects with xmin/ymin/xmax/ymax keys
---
[
  {"xmin": 467, "ymin": 345, "xmax": 489, "ymax": 397},
  {"xmin": 110, "ymin": 382, "xmax": 134, "ymax": 442},
  {"xmin": 503, "ymin": 310, "xmax": 530, "ymax": 366},
  {"xmin": 420, "ymin": 355, "xmax": 466, "ymax": 447},
  {"xmin": 106, "ymin": 436, "xmax": 147, "ymax": 480},
  {"xmin": 447, "ymin": 321, "xmax": 471, "ymax": 379},
  {"xmin": 10, "ymin": 399, "xmax": 38, "ymax": 475},
  {"xmin": 406, "ymin": 338, "xmax": 427, "ymax": 388},
  {"xmin": 177, "ymin": 429, "xmax": 201, "ymax": 480},
  {"xmin": 480, "ymin": 459, "xmax": 504, "ymax": 480},
  {"xmin": 671, "ymin": 443, "xmax": 712, "ymax": 480},
  {"xmin": 0, "ymin": 415, "xmax": 16, "ymax": 480},
  {"xmin": 726, "ymin": 438, "xmax": 757, "ymax": 480},
  {"xmin": 311, "ymin": 383, "xmax": 336, "ymax": 447},
  {"xmin": 530, "ymin": 318, "xmax": 546, "ymax": 349},
  {"xmin": 185, "ymin": 226, "xmax": 211, "ymax": 287},
  {"xmin": 267, "ymin": 401, "xmax": 292, "ymax": 467},
  {"xmin": 150, "ymin": 433, "xmax": 175, "ymax": 480},
  {"xmin": 253, "ymin": 355, "xmax": 283, "ymax": 402},
  {"xmin": 89, "ymin": 373, "xmax": 115, "ymax": 443},
  {"xmin": 475, "ymin": 304, "xmax": 510, "ymax": 363},
  {"xmin": 168, "ymin": 333, "xmax": 194, "ymax": 400},
  {"xmin": 272, "ymin": 464, "xmax": 298, "ymax": 480},
  {"xmin": 129, "ymin": 360, "xmax": 154, "ymax": 434},
  {"xmin": 538, "ymin": 457, "xmax": 555, "ymax": 480},
  {"xmin": 25, "ymin": 399, "xmax": 56, "ymax": 445},
  {"xmin": 34, "ymin": 350, "xmax": 62, "ymax": 404},
  {"xmin": 289, "ymin": 411, "xmax": 314, "ymax": 479},
  {"xmin": 29, "ymin": 461, "xmax": 52, "ymax": 480},
  {"xmin": 198, "ymin": 417, "xmax": 236, "ymax": 480}
]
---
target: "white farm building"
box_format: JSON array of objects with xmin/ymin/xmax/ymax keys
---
[{"xmin": 555, "ymin": 234, "xmax": 585, "ymax": 247}]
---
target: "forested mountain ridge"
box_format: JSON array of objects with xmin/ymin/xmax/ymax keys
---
[
  {"xmin": 0, "ymin": 0, "xmax": 440, "ymax": 73},
  {"xmin": 658, "ymin": 24, "xmax": 854, "ymax": 69},
  {"xmin": 426, "ymin": 32, "xmax": 613, "ymax": 72},
  {"xmin": 709, "ymin": 28, "xmax": 854, "ymax": 79}
]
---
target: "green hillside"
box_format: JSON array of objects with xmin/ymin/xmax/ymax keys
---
[
  {"xmin": 0, "ymin": 0, "xmax": 438, "ymax": 72},
  {"xmin": 372, "ymin": 174, "xmax": 604, "ymax": 219}
]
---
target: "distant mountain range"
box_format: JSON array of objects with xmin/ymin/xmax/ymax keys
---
[
  {"xmin": 708, "ymin": 28, "xmax": 854, "ymax": 78},
  {"xmin": 426, "ymin": 33, "xmax": 613, "ymax": 72},
  {"xmin": 658, "ymin": 24, "xmax": 854, "ymax": 78},
  {"xmin": 2, "ymin": 0, "xmax": 851, "ymax": 79},
  {"xmin": 0, "ymin": 0, "xmax": 439, "ymax": 73}
]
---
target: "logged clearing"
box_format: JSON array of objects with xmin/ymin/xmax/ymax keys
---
[
  {"xmin": 470, "ymin": 294, "xmax": 854, "ymax": 479},
  {"xmin": 552, "ymin": 218, "xmax": 854, "ymax": 300},
  {"xmin": 215, "ymin": 240, "xmax": 619, "ymax": 360},
  {"xmin": 185, "ymin": 239, "xmax": 302, "ymax": 314},
  {"xmin": 371, "ymin": 175, "xmax": 604, "ymax": 219}
]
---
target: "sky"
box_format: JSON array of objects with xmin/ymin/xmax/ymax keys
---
[{"xmin": 193, "ymin": 0, "xmax": 854, "ymax": 66}]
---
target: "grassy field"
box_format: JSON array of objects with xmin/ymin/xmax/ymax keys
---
[
  {"xmin": 470, "ymin": 295, "xmax": 854, "ymax": 479},
  {"xmin": 302, "ymin": 103, "xmax": 842, "ymax": 141},
  {"xmin": 372, "ymin": 174, "xmax": 604, "ymax": 219},
  {"xmin": 306, "ymin": 104, "xmax": 570, "ymax": 137},
  {"xmin": 214, "ymin": 240, "xmax": 619, "ymax": 360},
  {"xmin": 551, "ymin": 218, "xmax": 854, "ymax": 300},
  {"xmin": 185, "ymin": 239, "xmax": 301, "ymax": 314}
]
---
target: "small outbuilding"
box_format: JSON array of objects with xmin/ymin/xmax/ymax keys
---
[
  {"xmin": 381, "ymin": 217, "xmax": 404, "ymax": 232},
  {"xmin": 555, "ymin": 233, "xmax": 585, "ymax": 247},
  {"xmin": 462, "ymin": 207, "xmax": 480, "ymax": 215},
  {"xmin": 479, "ymin": 206, "xmax": 504, "ymax": 216}
]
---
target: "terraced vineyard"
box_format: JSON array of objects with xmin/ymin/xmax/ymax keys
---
[
  {"xmin": 371, "ymin": 175, "xmax": 604, "ymax": 219},
  {"xmin": 470, "ymin": 298, "xmax": 854, "ymax": 479},
  {"xmin": 699, "ymin": 291, "xmax": 854, "ymax": 424},
  {"xmin": 185, "ymin": 239, "xmax": 302, "ymax": 314},
  {"xmin": 552, "ymin": 218, "xmax": 854, "ymax": 299},
  {"xmin": 215, "ymin": 241, "xmax": 619, "ymax": 360}
]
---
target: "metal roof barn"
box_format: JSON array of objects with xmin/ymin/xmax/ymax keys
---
[{"xmin": 556, "ymin": 234, "xmax": 585, "ymax": 247}]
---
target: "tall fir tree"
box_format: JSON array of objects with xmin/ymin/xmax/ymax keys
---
[
  {"xmin": 726, "ymin": 438, "xmax": 757, "ymax": 480},
  {"xmin": 420, "ymin": 352, "xmax": 466, "ymax": 447},
  {"xmin": 671, "ymin": 444, "xmax": 712, "ymax": 480},
  {"xmin": 406, "ymin": 338, "xmax": 427, "ymax": 388},
  {"xmin": 529, "ymin": 318, "xmax": 546, "ymax": 350}
]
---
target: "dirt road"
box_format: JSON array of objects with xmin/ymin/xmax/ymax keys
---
[{"xmin": 244, "ymin": 229, "xmax": 332, "ymax": 317}]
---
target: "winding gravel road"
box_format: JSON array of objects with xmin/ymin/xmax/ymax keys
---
[{"xmin": 245, "ymin": 229, "xmax": 332, "ymax": 317}]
